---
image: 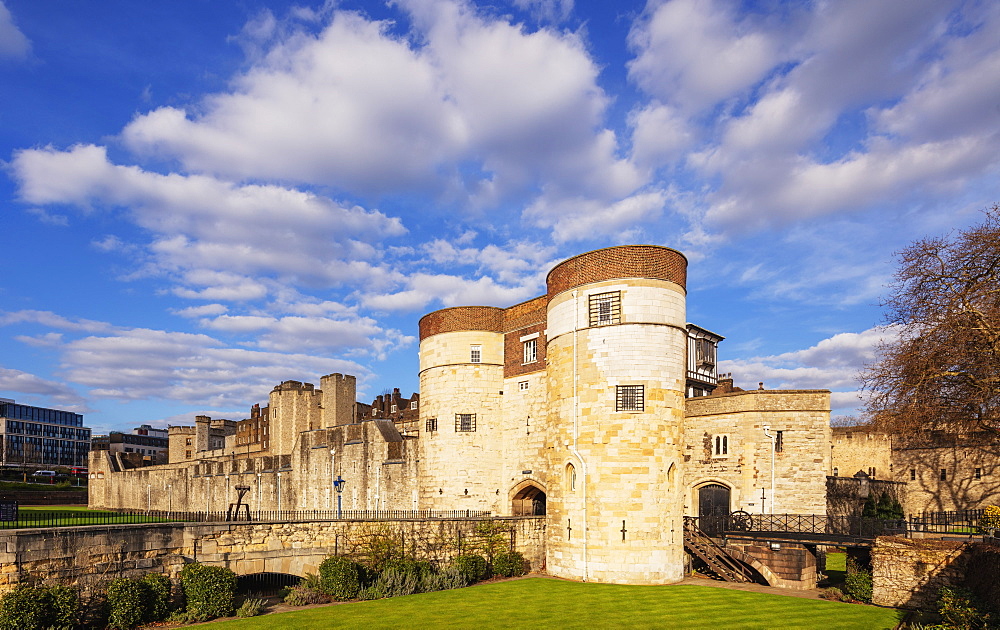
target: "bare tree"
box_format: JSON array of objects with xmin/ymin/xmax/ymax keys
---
[{"xmin": 863, "ymin": 205, "xmax": 1000, "ymax": 440}]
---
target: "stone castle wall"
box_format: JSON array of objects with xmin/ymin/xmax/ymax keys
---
[
  {"xmin": 0, "ymin": 517, "xmax": 546, "ymax": 596},
  {"xmin": 684, "ymin": 390, "xmax": 831, "ymax": 515}
]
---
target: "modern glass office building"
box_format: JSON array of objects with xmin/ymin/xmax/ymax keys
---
[{"xmin": 0, "ymin": 398, "xmax": 91, "ymax": 467}]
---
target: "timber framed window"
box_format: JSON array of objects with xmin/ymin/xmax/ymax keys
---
[
  {"xmin": 470, "ymin": 345, "xmax": 482, "ymax": 363},
  {"xmin": 523, "ymin": 338, "xmax": 537, "ymax": 364},
  {"xmin": 616, "ymin": 385, "xmax": 644, "ymax": 412},
  {"xmin": 425, "ymin": 417, "xmax": 437, "ymax": 432},
  {"xmin": 519, "ymin": 380, "xmax": 529, "ymax": 391},
  {"xmin": 455, "ymin": 413, "xmax": 476, "ymax": 432},
  {"xmin": 589, "ymin": 291, "xmax": 621, "ymax": 326}
]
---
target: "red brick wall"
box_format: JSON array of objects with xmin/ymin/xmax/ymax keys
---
[
  {"xmin": 418, "ymin": 306, "xmax": 504, "ymax": 341},
  {"xmin": 546, "ymin": 245, "xmax": 687, "ymax": 297}
]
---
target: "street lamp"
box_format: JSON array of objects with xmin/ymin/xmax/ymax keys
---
[{"xmin": 333, "ymin": 475, "xmax": 346, "ymax": 518}]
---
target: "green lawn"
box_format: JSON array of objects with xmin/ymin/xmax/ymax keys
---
[
  {"xmin": 205, "ymin": 578, "xmax": 903, "ymax": 630},
  {"xmin": 2, "ymin": 506, "xmax": 173, "ymax": 528},
  {"xmin": 825, "ymin": 551, "xmax": 846, "ymax": 586}
]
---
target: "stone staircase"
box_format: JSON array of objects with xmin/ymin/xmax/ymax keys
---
[{"xmin": 683, "ymin": 517, "xmax": 754, "ymax": 583}]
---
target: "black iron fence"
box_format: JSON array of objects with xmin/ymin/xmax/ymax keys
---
[
  {"xmin": 0, "ymin": 508, "xmax": 494, "ymax": 530},
  {"xmin": 691, "ymin": 510, "xmax": 993, "ymax": 540}
]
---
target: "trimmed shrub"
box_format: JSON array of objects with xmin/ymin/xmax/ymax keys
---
[
  {"xmin": 140, "ymin": 572, "xmax": 172, "ymax": 622},
  {"xmin": 979, "ymin": 505, "xmax": 1000, "ymax": 534},
  {"xmin": 937, "ymin": 586, "xmax": 991, "ymax": 630},
  {"xmin": 236, "ymin": 597, "xmax": 266, "ymax": 618},
  {"xmin": 844, "ymin": 570, "xmax": 873, "ymax": 603},
  {"xmin": 319, "ymin": 555, "xmax": 363, "ymax": 600},
  {"xmin": 453, "ymin": 554, "xmax": 490, "ymax": 584},
  {"xmin": 492, "ymin": 551, "xmax": 527, "ymax": 578},
  {"xmin": 366, "ymin": 566, "xmax": 422, "ymax": 599},
  {"xmin": 0, "ymin": 584, "xmax": 70, "ymax": 630},
  {"xmin": 46, "ymin": 584, "xmax": 79, "ymax": 629},
  {"xmin": 106, "ymin": 577, "xmax": 148, "ymax": 629},
  {"xmin": 0, "ymin": 584, "xmax": 79, "ymax": 630},
  {"xmin": 180, "ymin": 562, "xmax": 237, "ymax": 619}
]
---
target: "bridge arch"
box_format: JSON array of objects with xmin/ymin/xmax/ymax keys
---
[{"xmin": 717, "ymin": 548, "xmax": 777, "ymax": 587}]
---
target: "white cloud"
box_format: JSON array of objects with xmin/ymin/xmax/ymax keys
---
[
  {"xmin": 525, "ymin": 189, "xmax": 668, "ymax": 242},
  {"xmin": 12, "ymin": 144, "xmax": 406, "ymax": 296},
  {"xmin": 0, "ymin": 310, "xmax": 114, "ymax": 334},
  {"xmin": 174, "ymin": 304, "xmax": 229, "ymax": 318},
  {"xmin": 0, "ymin": 1, "xmax": 30, "ymax": 60},
  {"xmin": 663, "ymin": 0, "xmax": 1000, "ymax": 234},
  {"xmin": 363, "ymin": 272, "xmax": 538, "ymax": 312},
  {"xmin": 121, "ymin": 0, "xmax": 636, "ymax": 207},
  {"xmin": 0, "ymin": 367, "xmax": 85, "ymax": 408},
  {"xmin": 719, "ymin": 327, "xmax": 897, "ymax": 413},
  {"xmin": 628, "ymin": 0, "xmax": 782, "ymax": 113},
  {"xmin": 56, "ymin": 328, "xmax": 367, "ymax": 407}
]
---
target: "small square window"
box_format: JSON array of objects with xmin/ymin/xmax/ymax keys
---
[
  {"xmin": 470, "ymin": 345, "xmax": 482, "ymax": 363},
  {"xmin": 519, "ymin": 380, "xmax": 529, "ymax": 391},
  {"xmin": 390, "ymin": 405, "xmax": 397, "ymax": 413},
  {"xmin": 523, "ymin": 339, "xmax": 537, "ymax": 364},
  {"xmin": 455, "ymin": 414, "xmax": 476, "ymax": 432},
  {"xmin": 589, "ymin": 291, "xmax": 621, "ymax": 326},
  {"xmin": 616, "ymin": 385, "xmax": 644, "ymax": 412},
  {"xmin": 411, "ymin": 401, "xmax": 417, "ymax": 410},
  {"xmin": 425, "ymin": 418, "xmax": 437, "ymax": 432}
]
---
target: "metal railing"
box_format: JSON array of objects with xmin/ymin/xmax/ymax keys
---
[
  {"xmin": 0, "ymin": 508, "xmax": 494, "ymax": 530},
  {"xmin": 692, "ymin": 511, "xmax": 991, "ymax": 541}
]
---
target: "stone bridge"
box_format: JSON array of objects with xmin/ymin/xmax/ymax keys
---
[{"xmin": 0, "ymin": 517, "xmax": 546, "ymax": 595}]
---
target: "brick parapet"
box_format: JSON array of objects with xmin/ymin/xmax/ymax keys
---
[
  {"xmin": 546, "ymin": 245, "xmax": 687, "ymax": 298},
  {"xmin": 419, "ymin": 306, "xmax": 504, "ymax": 341}
]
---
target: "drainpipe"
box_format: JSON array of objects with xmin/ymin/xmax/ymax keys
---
[
  {"xmin": 762, "ymin": 425, "xmax": 775, "ymax": 514},
  {"xmin": 567, "ymin": 290, "xmax": 589, "ymax": 580}
]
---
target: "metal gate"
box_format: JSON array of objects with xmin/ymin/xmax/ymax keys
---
[{"xmin": 698, "ymin": 484, "xmax": 731, "ymax": 536}]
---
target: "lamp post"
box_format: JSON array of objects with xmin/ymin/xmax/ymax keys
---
[{"xmin": 333, "ymin": 475, "xmax": 346, "ymax": 518}]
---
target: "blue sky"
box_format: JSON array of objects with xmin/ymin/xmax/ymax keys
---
[{"xmin": 2, "ymin": 0, "xmax": 998, "ymax": 436}]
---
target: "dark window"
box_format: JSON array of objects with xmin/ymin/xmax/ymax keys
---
[
  {"xmin": 455, "ymin": 414, "xmax": 476, "ymax": 432},
  {"xmin": 910, "ymin": 469, "xmax": 916, "ymax": 481},
  {"xmin": 616, "ymin": 385, "xmax": 644, "ymax": 412},
  {"xmin": 775, "ymin": 430, "xmax": 784, "ymax": 453},
  {"xmin": 940, "ymin": 468, "xmax": 947, "ymax": 481},
  {"xmin": 425, "ymin": 417, "xmax": 438, "ymax": 432},
  {"xmin": 833, "ymin": 467, "xmax": 838, "ymax": 476},
  {"xmin": 974, "ymin": 468, "xmax": 981, "ymax": 480},
  {"xmin": 589, "ymin": 291, "xmax": 621, "ymax": 326}
]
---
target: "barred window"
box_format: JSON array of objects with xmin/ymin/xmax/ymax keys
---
[
  {"xmin": 470, "ymin": 345, "xmax": 482, "ymax": 363},
  {"xmin": 523, "ymin": 339, "xmax": 537, "ymax": 363},
  {"xmin": 589, "ymin": 291, "xmax": 621, "ymax": 326},
  {"xmin": 425, "ymin": 417, "xmax": 437, "ymax": 432},
  {"xmin": 616, "ymin": 385, "xmax": 644, "ymax": 412},
  {"xmin": 455, "ymin": 413, "xmax": 476, "ymax": 432}
]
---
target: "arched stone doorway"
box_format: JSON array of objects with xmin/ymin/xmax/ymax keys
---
[
  {"xmin": 698, "ymin": 483, "xmax": 731, "ymax": 536},
  {"xmin": 512, "ymin": 484, "xmax": 546, "ymax": 516}
]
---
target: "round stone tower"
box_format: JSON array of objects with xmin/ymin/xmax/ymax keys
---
[
  {"xmin": 417, "ymin": 306, "xmax": 505, "ymax": 512},
  {"xmin": 545, "ymin": 245, "xmax": 688, "ymax": 584}
]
